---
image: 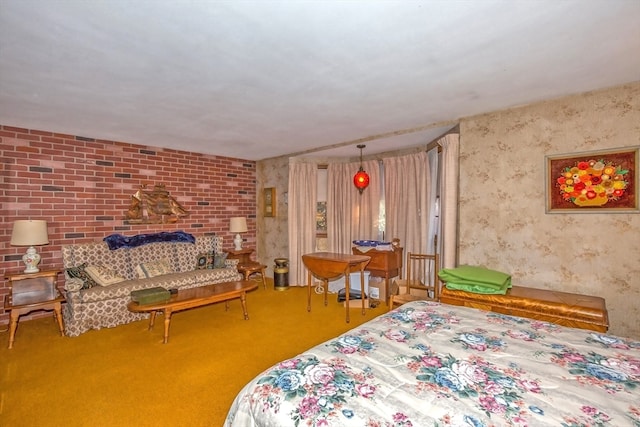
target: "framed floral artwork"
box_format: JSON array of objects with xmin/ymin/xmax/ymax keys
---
[{"xmin": 545, "ymin": 146, "xmax": 639, "ymax": 213}]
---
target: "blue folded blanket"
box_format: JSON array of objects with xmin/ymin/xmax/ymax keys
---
[
  {"xmin": 104, "ymin": 231, "xmax": 195, "ymax": 250},
  {"xmin": 438, "ymin": 265, "xmax": 511, "ymax": 295}
]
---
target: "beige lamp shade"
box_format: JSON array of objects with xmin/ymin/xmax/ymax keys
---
[
  {"xmin": 11, "ymin": 220, "xmax": 49, "ymax": 246},
  {"xmin": 229, "ymin": 217, "xmax": 248, "ymax": 233},
  {"xmin": 229, "ymin": 217, "xmax": 248, "ymax": 251},
  {"xmin": 10, "ymin": 220, "xmax": 49, "ymax": 273}
]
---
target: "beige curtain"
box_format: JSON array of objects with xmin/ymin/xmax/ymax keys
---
[
  {"xmin": 287, "ymin": 161, "xmax": 317, "ymax": 286},
  {"xmin": 439, "ymin": 134, "xmax": 460, "ymax": 268},
  {"xmin": 327, "ymin": 159, "xmax": 380, "ymax": 254},
  {"xmin": 383, "ymin": 151, "xmax": 430, "ymax": 256}
]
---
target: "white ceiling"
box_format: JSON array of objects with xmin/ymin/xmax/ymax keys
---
[{"xmin": 1, "ymin": 1, "xmax": 639, "ymax": 161}]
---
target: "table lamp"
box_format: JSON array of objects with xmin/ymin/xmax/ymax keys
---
[
  {"xmin": 229, "ymin": 217, "xmax": 248, "ymax": 251},
  {"xmin": 10, "ymin": 219, "xmax": 49, "ymax": 273}
]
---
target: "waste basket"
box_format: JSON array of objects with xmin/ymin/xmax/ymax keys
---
[{"xmin": 274, "ymin": 258, "xmax": 289, "ymax": 291}]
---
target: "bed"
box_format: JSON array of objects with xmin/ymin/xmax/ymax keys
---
[{"xmin": 225, "ymin": 301, "xmax": 639, "ymax": 426}]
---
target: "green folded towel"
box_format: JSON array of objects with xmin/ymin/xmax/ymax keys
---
[{"xmin": 438, "ymin": 265, "xmax": 512, "ymax": 295}]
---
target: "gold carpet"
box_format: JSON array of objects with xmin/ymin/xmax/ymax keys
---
[{"xmin": 0, "ymin": 280, "xmax": 385, "ymax": 426}]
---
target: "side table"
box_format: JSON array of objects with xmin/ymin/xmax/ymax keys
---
[
  {"xmin": 4, "ymin": 269, "xmax": 66, "ymax": 349},
  {"xmin": 225, "ymin": 248, "xmax": 254, "ymax": 264},
  {"xmin": 237, "ymin": 263, "xmax": 267, "ymax": 289}
]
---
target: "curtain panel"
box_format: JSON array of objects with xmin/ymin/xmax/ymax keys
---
[
  {"xmin": 439, "ymin": 134, "xmax": 460, "ymax": 268},
  {"xmin": 327, "ymin": 160, "xmax": 380, "ymax": 254},
  {"xmin": 383, "ymin": 151, "xmax": 431, "ymax": 256},
  {"xmin": 287, "ymin": 162, "xmax": 317, "ymax": 285}
]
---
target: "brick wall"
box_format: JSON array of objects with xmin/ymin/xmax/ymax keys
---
[{"xmin": 0, "ymin": 124, "xmax": 256, "ymax": 325}]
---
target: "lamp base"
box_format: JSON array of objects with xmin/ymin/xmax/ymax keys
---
[
  {"xmin": 233, "ymin": 233, "xmax": 244, "ymax": 251},
  {"xmin": 22, "ymin": 246, "xmax": 41, "ymax": 274}
]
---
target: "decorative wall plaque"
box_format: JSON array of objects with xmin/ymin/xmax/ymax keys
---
[{"xmin": 125, "ymin": 184, "xmax": 188, "ymax": 224}]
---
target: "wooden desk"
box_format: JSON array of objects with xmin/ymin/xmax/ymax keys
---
[
  {"xmin": 302, "ymin": 252, "xmax": 370, "ymax": 323},
  {"xmin": 352, "ymin": 246, "xmax": 403, "ymax": 305},
  {"xmin": 4, "ymin": 269, "xmax": 65, "ymax": 349}
]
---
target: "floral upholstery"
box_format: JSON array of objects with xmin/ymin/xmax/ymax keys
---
[{"xmin": 61, "ymin": 235, "xmax": 241, "ymax": 337}]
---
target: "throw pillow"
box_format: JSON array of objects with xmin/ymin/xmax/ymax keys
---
[
  {"xmin": 135, "ymin": 259, "xmax": 174, "ymax": 279},
  {"xmin": 65, "ymin": 263, "xmax": 98, "ymax": 289},
  {"xmin": 85, "ymin": 264, "xmax": 126, "ymax": 286},
  {"xmin": 196, "ymin": 253, "xmax": 210, "ymax": 270},
  {"xmin": 213, "ymin": 252, "xmax": 228, "ymax": 269}
]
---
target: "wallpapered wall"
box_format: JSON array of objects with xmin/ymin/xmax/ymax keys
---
[
  {"xmin": 256, "ymin": 156, "xmax": 290, "ymax": 277},
  {"xmin": 458, "ymin": 82, "xmax": 640, "ymax": 339},
  {"xmin": 256, "ymin": 82, "xmax": 639, "ymax": 339}
]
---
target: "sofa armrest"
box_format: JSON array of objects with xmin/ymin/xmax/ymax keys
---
[{"xmin": 64, "ymin": 276, "xmax": 84, "ymax": 292}]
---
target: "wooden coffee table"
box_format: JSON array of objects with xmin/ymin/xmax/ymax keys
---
[{"xmin": 127, "ymin": 280, "xmax": 258, "ymax": 343}]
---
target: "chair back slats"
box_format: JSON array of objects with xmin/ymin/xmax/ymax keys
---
[{"xmin": 391, "ymin": 252, "xmax": 440, "ymax": 308}]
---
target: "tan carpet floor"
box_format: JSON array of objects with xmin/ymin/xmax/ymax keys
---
[{"xmin": 0, "ymin": 280, "xmax": 385, "ymax": 426}]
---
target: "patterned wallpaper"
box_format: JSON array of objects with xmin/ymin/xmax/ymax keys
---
[
  {"xmin": 256, "ymin": 156, "xmax": 290, "ymax": 277},
  {"xmin": 257, "ymin": 82, "xmax": 640, "ymax": 339},
  {"xmin": 459, "ymin": 82, "xmax": 640, "ymax": 339}
]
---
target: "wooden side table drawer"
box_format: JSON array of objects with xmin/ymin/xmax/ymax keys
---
[{"xmin": 440, "ymin": 285, "xmax": 609, "ymax": 333}]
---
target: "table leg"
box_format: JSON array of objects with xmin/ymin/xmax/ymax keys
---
[
  {"xmin": 345, "ymin": 269, "xmax": 351, "ymax": 323},
  {"xmin": 323, "ymin": 279, "xmax": 328, "ymax": 306},
  {"xmin": 260, "ymin": 268, "xmax": 267, "ymax": 290},
  {"xmin": 7, "ymin": 311, "xmax": 19, "ymax": 349},
  {"xmin": 240, "ymin": 293, "xmax": 250, "ymax": 320},
  {"xmin": 163, "ymin": 309, "xmax": 172, "ymax": 344},
  {"xmin": 53, "ymin": 302, "xmax": 64, "ymax": 336},
  {"xmin": 360, "ymin": 267, "xmax": 366, "ymax": 316},
  {"xmin": 148, "ymin": 311, "xmax": 157, "ymax": 330},
  {"xmin": 307, "ymin": 269, "xmax": 312, "ymax": 312},
  {"xmin": 384, "ymin": 275, "xmax": 391, "ymax": 306}
]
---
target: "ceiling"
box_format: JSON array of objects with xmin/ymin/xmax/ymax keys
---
[{"xmin": 1, "ymin": 1, "xmax": 639, "ymax": 161}]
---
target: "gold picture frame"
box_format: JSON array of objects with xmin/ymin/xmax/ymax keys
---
[
  {"xmin": 545, "ymin": 146, "xmax": 639, "ymax": 213},
  {"xmin": 264, "ymin": 187, "xmax": 276, "ymax": 217}
]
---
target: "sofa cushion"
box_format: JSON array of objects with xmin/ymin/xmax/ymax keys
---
[
  {"xmin": 196, "ymin": 252, "xmax": 212, "ymax": 270},
  {"xmin": 66, "ymin": 263, "xmax": 98, "ymax": 289},
  {"xmin": 77, "ymin": 268, "xmax": 239, "ymax": 303},
  {"xmin": 63, "ymin": 242, "xmax": 134, "ymax": 280},
  {"xmin": 135, "ymin": 259, "xmax": 174, "ymax": 278},
  {"xmin": 85, "ymin": 265, "xmax": 127, "ymax": 286},
  {"xmin": 128, "ymin": 242, "xmax": 178, "ymax": 271},
  {"xmin": 213, "ymin": 252, "xmax": 228, "ymax": 268}
]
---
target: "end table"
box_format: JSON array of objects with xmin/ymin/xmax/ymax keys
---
[
  {"xmin": 237, "ymin": 263, "xmax": 267, "ymax": 289},
  {"xmin": 225, "ymin": 248, "xmax": 254, "ymax": 264},
  {"xmin": 4, "ymin": 268, "xmax": 66, "ymax": 349}
]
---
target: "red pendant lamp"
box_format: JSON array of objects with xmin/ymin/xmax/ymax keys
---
[{"xmin": 353, "ymin": 144, "xmax": 370, "ymax": 194}]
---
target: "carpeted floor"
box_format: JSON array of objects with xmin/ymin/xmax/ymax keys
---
[{"xmin": 0, "ymin": 280, "xmax": 385, "ymax": 426}]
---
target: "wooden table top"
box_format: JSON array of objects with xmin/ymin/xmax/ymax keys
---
[
  {"xmin": 302, "ymin": 252, "xmax": 371, "ymax": 264},
  {"xmin": 127, "ymin": 281, "xmax": 258, "ymax": 312}
]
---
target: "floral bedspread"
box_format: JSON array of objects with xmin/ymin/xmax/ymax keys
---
[{"xmin": 224, "ymin": 301, "xmax": 640, "ymax": 426}]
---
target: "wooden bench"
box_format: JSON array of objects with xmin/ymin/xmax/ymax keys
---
[{"xmin": 439, "ymin": 285, "xmax": 608, "ymax": 333}]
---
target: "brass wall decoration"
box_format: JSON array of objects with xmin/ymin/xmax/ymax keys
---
[{"xmin": 125, "ymin": 184, "xmax": 188, "ymax": 224}]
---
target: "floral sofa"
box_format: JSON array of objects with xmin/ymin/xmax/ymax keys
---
[{"xmin": 61, "ymin": 233, "xmax": 241, "ymax": 337}]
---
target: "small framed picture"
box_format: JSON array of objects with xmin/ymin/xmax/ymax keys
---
[{"xmin": 264, "ymin": 187, "xmax": 276, "ymax": 217}]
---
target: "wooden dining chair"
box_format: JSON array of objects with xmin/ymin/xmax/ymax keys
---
[{"xmin": 390, "ymin": 252, "xmax": 440, "ymax": 309}]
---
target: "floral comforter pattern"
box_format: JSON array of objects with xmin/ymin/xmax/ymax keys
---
[{"xmin": 225, "ymin": 301, "xmax": 640, "ymax": 426}]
